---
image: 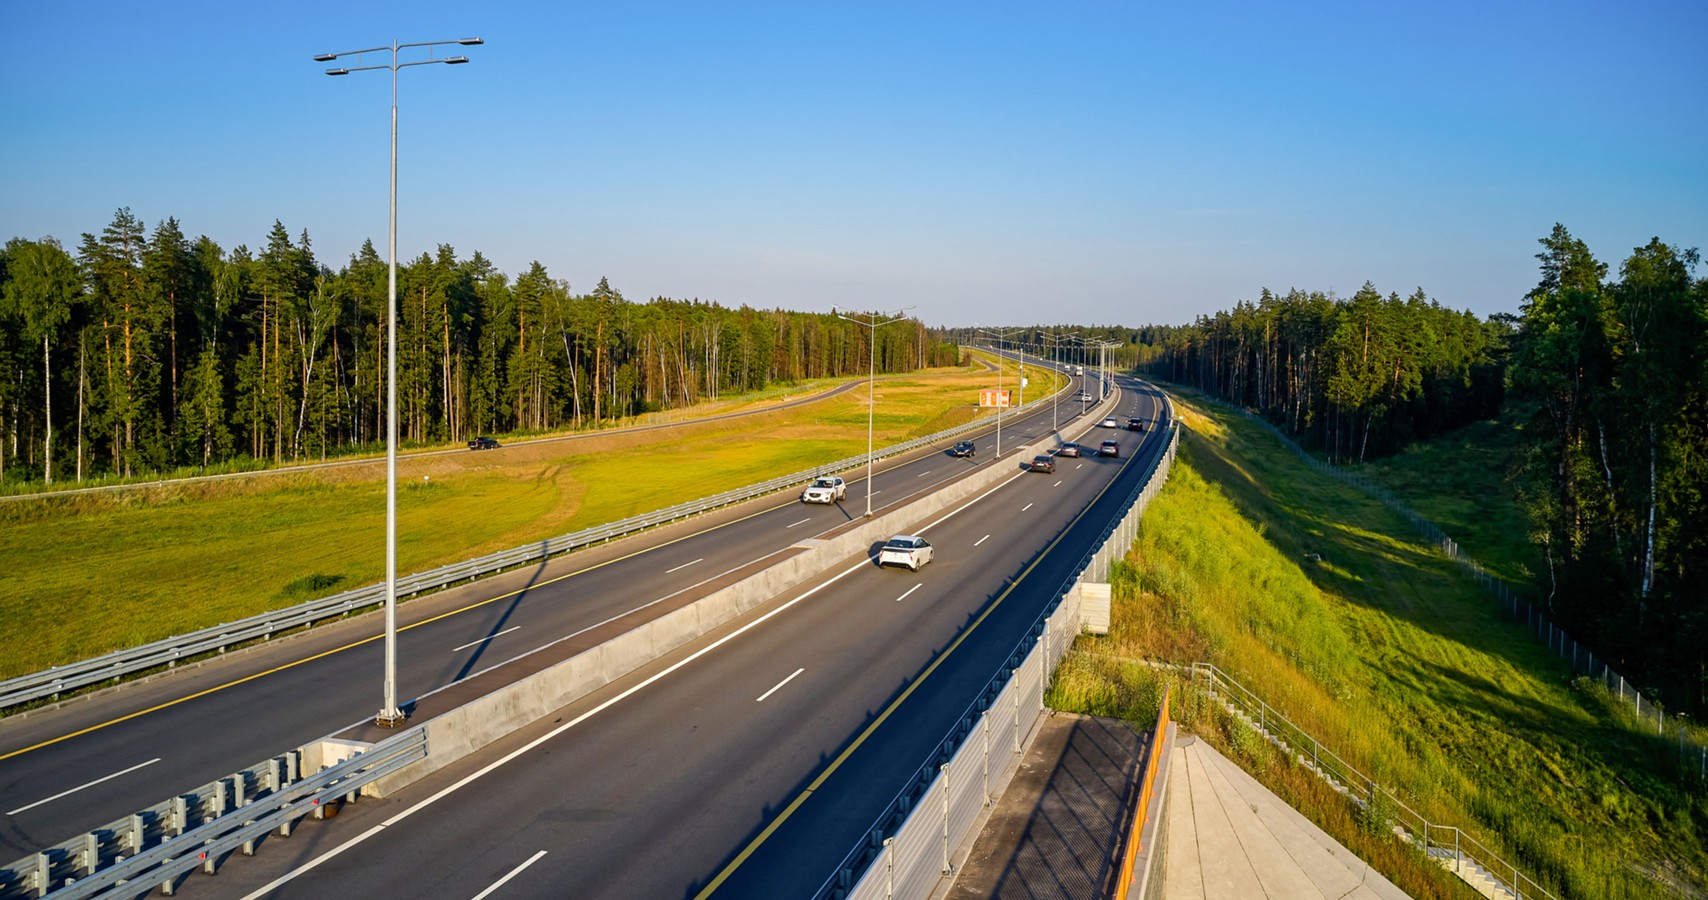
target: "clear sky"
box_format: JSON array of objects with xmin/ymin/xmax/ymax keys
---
[{"xmin": 3, "ymin": 1, "xmax": 1704, "ymax": 327}]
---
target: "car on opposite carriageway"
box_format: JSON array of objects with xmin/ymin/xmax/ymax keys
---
[{"xmin": 800, "ymin": 476, "xmax": 847, "ymax": 504}]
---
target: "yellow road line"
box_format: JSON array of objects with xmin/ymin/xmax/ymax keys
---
[
  {"xmin": 694, "ymin": 424, "xmax": 1146, "ymax": 897},
  {"xmin": 0, "ymin": 447, "xmax": 947, "ymax": 763}
]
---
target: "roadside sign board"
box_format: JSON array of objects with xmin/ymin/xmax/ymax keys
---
[{"xmin": 979, "ymin": 389, "xmax": 1012, "ymax": 408}]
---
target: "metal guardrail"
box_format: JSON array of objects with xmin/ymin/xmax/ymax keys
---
[
  {"xmin": 0, "ymin": 374, "xmax": 1082, "ymax": 715},
  {"xmin": 1, "ymin": 728, "xmax": 426, "ymax": 900},
  {"xmin": 815, "ymin": 399, "xmax": 1180, "ymax": 899},
  {"xmin": 1189, "ymin": 661, "xmax": 1559, "ymax": 900},
  {"xmin": 1, "ymin": 751, "xmax": 303, "ymax": 899}
]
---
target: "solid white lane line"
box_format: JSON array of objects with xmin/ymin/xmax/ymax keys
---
[
  {"xmin": 974, "ymin": 534, "xmax": 990, "ymax": 547},
  {"xmin": 451, "ymin": 627, "xmax": 521, "ymax": 653},
  {"xmin": 666, "ymin": 558, "xmax": 704, "ymax": 574},
  {"xmin": 786, "ymin": 518, "xmax": 812, "ymax": 528},
  {"xmin": 1022, "ymin": 502, "xmax": 1034, "ymax": 512},
  {"xmin": 8, "ymin": 758, "xmax": 162, "ymax": 815},
  {"xmin": 471, "ymin": 850, "xmax": 548, "ymax": 900},
  {"xmin": 756, "ymin": 668, "xmax": 806, "ymax": 702},
  {"xmin": 242, "ymin": 555, "xmax": 878, "ymax": 900},
  {"xmin": 246, "ymin": 467, "xmax": 1041, "ymax": 900},
  {"xmin": 895, "ymin": 583, "xmax": 924, "ymax": 603}
]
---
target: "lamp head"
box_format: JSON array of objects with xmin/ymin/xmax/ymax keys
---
[
  {"xmin": 313, "ymin": 52, "xmax": 337, "ymax": 62},
  {"xmin": 458, "ymin": 37, "xmax": 484, "ymax": 45},
  {"xmin": 325, "ymin": 68, "xmax": 350, "ymax": 76}
]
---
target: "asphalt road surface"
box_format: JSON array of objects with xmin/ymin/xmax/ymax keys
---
[
  {"xmin": 0, "ymin": 366, "xmax": 1139, "ymax": 868},
  {"xmin": 145, "ymin": 375, "xmax": 1170, "ymax": 900}
]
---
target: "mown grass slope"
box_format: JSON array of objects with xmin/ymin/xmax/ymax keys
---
[
  {"xmin": 1, "ymin": 355, "xmax": 1060, "ymax": 678},
  {"xmin": 1047, "ymin": 392, "xmax": 1706, "ymax": 899}
]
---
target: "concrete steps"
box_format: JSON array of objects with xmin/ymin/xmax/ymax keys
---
[{"xmin": 1214, "ymin": 697, "xmax": 1529, "ymax": 900}]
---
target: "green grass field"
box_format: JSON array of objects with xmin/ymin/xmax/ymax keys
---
[
  {"xmin": 1341, "ymin": 403, "xmax": 1543, "ymax": 587},
  {"xmin": 0, "ymin": 354, "xmax": 1060, "ymax": 679},
  {"xmin": 1046, "ymin": 392, "xmax": 1706, "ymax": 899}
]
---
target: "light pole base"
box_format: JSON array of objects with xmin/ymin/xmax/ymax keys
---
[{"xmin": 374, "ymin": 708, "xmax": 407, "ymax": 727}]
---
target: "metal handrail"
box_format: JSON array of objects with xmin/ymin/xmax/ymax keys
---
[
  {"xmin": 1, "ymin": 373, "xmax": 1082, "ymax": 715},
  {"xmin": 1190, "ymin": 662, "xmax": 1561, "ymax": 900}
]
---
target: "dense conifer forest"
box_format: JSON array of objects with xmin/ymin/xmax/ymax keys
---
[
  {"xmin": 1120, "ymin": 225, "xmax": 1706, "ymax": 711},
  {"xmin": 0, "ymin": 209, "xmax": 950, "ymax": 485}
]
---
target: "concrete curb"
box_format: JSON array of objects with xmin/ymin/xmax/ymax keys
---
[{"xmin": 360, "ymin": 390, "xmax": 1124, "ymax": 797}]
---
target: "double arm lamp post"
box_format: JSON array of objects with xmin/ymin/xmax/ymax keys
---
[
  {"xmin": 978, "ymin": 328, "xmax": 1023, "ymax": 457},
  {"xmin": 835, "ymin": 307, "xmax": 914, "ymax": 518},
  {"xmin": 313, "ymin": 37, "xmax": 484, "ymax": 727}
]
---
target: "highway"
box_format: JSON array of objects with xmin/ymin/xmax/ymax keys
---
[
  {"xmin": 0, "ymin": 362, "xmax": 1131, "ymax": 867},
  {"xmin": 155, "ymin": 374, "xmax": 1170, "ymax": 899}
]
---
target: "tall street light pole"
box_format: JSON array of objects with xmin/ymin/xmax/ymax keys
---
[
  {"xmin": 979, "ymin": 327, "xmax": 1023, "ymax": 457},
  {"xmin": 314, "ymin": 36, "xmax": 484, "ymax": 727},
  {"xmin": 835, "ymin": 307, "xmax": 913, "ymax": 518},
  {"xmin": 1042, "ymin": 330, "xmax": 1068, "ymax": 434},
  {"xmin": 1089, "ymin": 338, "xmax": 1120, "ymax": 399},
  {"xmin": 1064, "ymin": 334, "xmax": 1090, "ymax": 416}
]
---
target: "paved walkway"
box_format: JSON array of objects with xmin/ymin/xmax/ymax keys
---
[
  {"xmin": 1161, "ymin": 735, "xmax": 1411, "ymax": 900},
  {"xmin": 947, "ymin": 713, "xmax": 1146, "ymax": 900}
]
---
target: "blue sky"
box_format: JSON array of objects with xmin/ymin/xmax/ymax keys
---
[{"xmin": 3, "ymin": 1, "xmax": 1704, "ymax": 326}]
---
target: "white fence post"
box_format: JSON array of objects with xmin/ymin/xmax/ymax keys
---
[{"xmin": 941, "ymin": 763, "xmax": 952, "ymax": 874}]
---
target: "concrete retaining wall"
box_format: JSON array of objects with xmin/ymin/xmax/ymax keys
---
[{"xmin": 364, "ymin": 391, "xmax": 1121, "ymax": 797}]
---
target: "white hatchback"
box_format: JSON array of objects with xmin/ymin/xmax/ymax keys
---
[{"xmin": 878, "ymin": 535, "xmax": 934, "ymax": 571}]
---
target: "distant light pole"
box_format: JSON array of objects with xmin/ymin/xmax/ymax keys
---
[
  {"xmin": 314, "ymin": 36, "xmax": 484, "ymax": 727},
  {"xmin": 1089, "ymin": 338, "xmax": 1120, "ymax": 399},
  {"xmin": 979, "ymin": 327, "xmax": 1023, "ymax": 457},
  {"xmin": 835, "ymin": 307, "xmax": 913, "ymax": 518},
  {"xmin": 1042, "ymin": 330, "xmax": 1070, "ymax": 434},
  {"xmin": 1059, "ymin": 333, "xmax": 1087, "ymax": 415}
]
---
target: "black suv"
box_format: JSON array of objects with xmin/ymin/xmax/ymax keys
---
[
  {"xmin": 468, "ymin": 436, "xmax": 500, "ymax": 450},
  {"xmin": 952, "ymin": 440, "xmax": 976, "ymax": 458},
  {"xmin": 1126, "ymin": 417, "xmax": 1145, "ymax": 431}
]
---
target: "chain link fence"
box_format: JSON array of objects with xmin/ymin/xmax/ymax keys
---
[{"xmin": 1233, "ymin": 408, "xmax": 1706, "ymax": 782}]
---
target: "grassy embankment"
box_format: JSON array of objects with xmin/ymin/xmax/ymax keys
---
[
  {"xmin": 0, "ymin": 354, "xmax": 1058, "ymax": 679},
  {"xmin": 1047, "ymin": 390, "xmax": 1706, "ymax": 899}
]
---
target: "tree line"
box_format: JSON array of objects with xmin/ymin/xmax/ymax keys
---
[
  {"xmin": 1118, "ymin": 226, "xmax": 1705, "ymax": 711},
  {"xmin": 1136, "ymin": 286, "xmax": 1507, "ymax": 461},
  {"xmin": 1511, "ymin": 225, "xmax": 1706, "ymax": 712},
  {"xmin": 0, "ymin": 208, "xmax": 950, "ymax": 486}
]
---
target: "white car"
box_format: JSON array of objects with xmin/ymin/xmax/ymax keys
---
[
  {"xmin": 878, "ymin": 535, "xmax": 934, "ymax": 571},
  {"xmin": 1100, "ymin": 417, "xmax": 1119, "ymax": 428},
  {"xmin": 800, "ymin": 476, "xmax": 847, "ymax": 504}
]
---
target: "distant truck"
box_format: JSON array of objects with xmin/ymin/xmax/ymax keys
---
[{"xmin": 1072, "ymin": 365, "xmax": 1084, "ymax": 376}]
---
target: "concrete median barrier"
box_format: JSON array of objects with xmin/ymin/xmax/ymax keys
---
[{"xmin": 362, "ymin": 392, "xmax": 1119, "ymax": 797}]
